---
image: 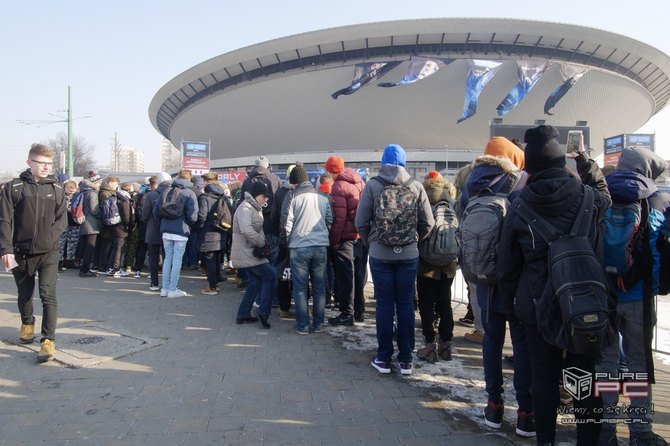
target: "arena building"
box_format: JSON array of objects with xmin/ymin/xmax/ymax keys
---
[{"xmin": 149, "ymin": 18, "xmax": 670, "ymax": 179}]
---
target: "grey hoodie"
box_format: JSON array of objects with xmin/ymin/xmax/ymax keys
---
[{"xmin": 355, "ymin": 164, "xmax": 434, "ymax": 260}]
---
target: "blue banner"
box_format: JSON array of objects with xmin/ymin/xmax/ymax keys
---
[
  {"xmin": 497, "ymin": 61, "xmax": 548, "ymax": 116},
  {"xmin": 544, "ymin": 65, "xmax": 588, "ymax": 115},
  {"xmin": 331, "ymin": 62, "xmax": 402, "ymax": 99},
  {"xmin": 457, "ymin": 60, "xmax": 502, "ymax": 123},
  {"xmin": 378, "ymin": 56, "xmax": 453, "ymax": 87}
]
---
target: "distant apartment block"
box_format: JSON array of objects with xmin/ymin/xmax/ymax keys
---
[
  {"xmin": 111, "ymin": 147, "xmax": 145, "ymax": 173},
  {"xmin": 161, "ymin": 138, "xmax": 181, "ymax": 172}
]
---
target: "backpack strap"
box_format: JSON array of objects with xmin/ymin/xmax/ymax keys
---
[
  {"xmin": 569, "ymin": 186, "xmax": 594, "ymax": 237},
  {"xmin": 513, "ymin": 199, "xmax": 561, "ymax": 245}
]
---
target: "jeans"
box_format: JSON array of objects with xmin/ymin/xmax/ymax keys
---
[
  {"xmin": 417, "ymin": 274, "xmax": 454, "ymax": 343},
  {"xmin": 291, "ymin": 246, "xmax": 327, "ymax": 332},
  {"xmin": 526, "ymin": 325, "xmax": 602, "ymax": 445},
  {"xmin": 369, "ymin": 257, "xmax": 418, "ymax": 363},
  {"xmin": 14, "ymin": 250, "xmax": 59, "ymax": 341},
  {"xmin": 236, "ymin": 263, "xmax": 275, "ymax": 318},
  {"xmin": 596, "ymin": 300, "xmax": 654, "ymax": 434},
  {"xmin": 204, "ymin": 250, "xmax": 222, "ymax": 289},
  {"xmin": 162, "ymin": 239, "xmax": 187, "ymax": 291},
  {"xmin": 480, "ymin": 308, "xmax": 532, "ymax": 412}
]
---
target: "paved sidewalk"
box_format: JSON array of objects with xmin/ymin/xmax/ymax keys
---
[{"xmin": 0, "ymin": 268, "xmax": 668, "ymax": 445}]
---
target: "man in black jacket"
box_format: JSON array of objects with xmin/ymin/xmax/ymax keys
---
[{"xmin": 0, "ymin": 144, "xmax": 68, "ymax": 363}]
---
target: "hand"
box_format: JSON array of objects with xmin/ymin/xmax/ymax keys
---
[{"xmin": 2, "ymin": 253, "xmax": 16, "ymax": 270}]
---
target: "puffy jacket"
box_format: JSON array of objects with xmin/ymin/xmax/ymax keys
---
[
  {"xmin": 230, "ymin": 192, "xmax": 268, "ymax": 268},
  {"xmin": 153, "ymin": 178, "xmax": 198, "ymax": 237},
  {"xmin": 418, "ymin": 176, "xmax": 457, "ymax": 280},
  {"xmin": 461, "ymin": 155, "xmax": 527, "ymax": 314},
  {"xmin": 195, "ymin": 183, "xmax": 229, "ymax": 253},
  {"xmin": 0, "ymin": 170, "xmax": 67, "ymax": 256},
  {"xmin": 280, "ymin": 181, "xmax": 333, "ymax": 249},
  {"xmin": 355, "ymin": 164, "xmax": 434, "ymax": 261},
  {"xmin": 240, "ymin": 166, "xmax": 281, "ymax": 234},
  {"xmin": 497, "ymin": 153, "xmax": 612, "ymax": 326},
  {"xmin": 329, "ymin": 167, "xmax": 365, "ymax": 246},
  {"xmin": 141, "ymin": 184, "xmax": 165, "ymax": 245},
  {"xmin": 77, "ymin": 180, "xmax": 102, "ymax": 236}
]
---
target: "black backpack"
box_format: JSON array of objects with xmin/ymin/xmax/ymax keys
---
[
  {"xmin": 514, "ymin": 186, "xmax": 612, "ymax": 355},
  {"xmin": 158, "ymin": 186, "xmax": 184, "ymax": 219},
  {"xmin": 206, "ymin": 193, "xmax": 232, "ymax": 232}
]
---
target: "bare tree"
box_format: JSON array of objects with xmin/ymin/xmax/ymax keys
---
[{"xmin": 47, "ymin": 133, "xmax": 97, "ymax": 177}]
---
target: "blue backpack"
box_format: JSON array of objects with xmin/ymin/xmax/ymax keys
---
[{"xmin": 101, "ymin": 195, "xmax": 121, "ymax": 226}]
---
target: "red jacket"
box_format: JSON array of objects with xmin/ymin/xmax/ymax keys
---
[{"xmin": 329, "ymin": 167, "xmax": 365, "ymax": 246}]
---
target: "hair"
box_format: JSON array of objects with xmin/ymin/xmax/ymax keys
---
[
  {"xmin": 201, "ymin": 171, "xmax": 218, "ymax": 182},
  {"xmin": 212, "ymin": 180, "xmax": 226, "ymax": 188},
  {"xmin": 64, "ymin": 180, "xmax": 78, "ymax": 193},
  {"xmin": 319, "ymin": 172, "xmax": 334, "ymax": 183},
  {"xmin": 178, "ymin": 169, "xmax": 192, "ymax": 180},
  {"xmin": 106, "ymin": 175, "xmax": 120, "ymax": 183},
  {"xmin": 148, "ymin": 175, "xmax": 158, "ymax": 188},
  {"xmin": 120, "ymin": 182, "xmax": 133, "ymax": 192},
  {"xmin": 228, "ymin": 181, "xmax": 242, "ymax": 198},
  {"xmin": 29, "ymin": 143, "xmax": 54, "ymax": 159}
]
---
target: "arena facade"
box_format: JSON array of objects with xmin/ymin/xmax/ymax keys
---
[{"xmin": 149, "ymin": 18, "xmax": 670, "ymax": 179}]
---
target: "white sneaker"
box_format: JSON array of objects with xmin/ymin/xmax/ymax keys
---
[
  {"xmin": 160, "ymin": 288, "xmax": 168, "ymax": 297},
  {"xmin": 134, "ymin": 271, "xmax": 141, "ymax": 278},
  {"xmin": 149, "ymin": 285, "xmax": 160, "ymax": 291},
  {"xmin": 167, "ymin": 289, "xmax": 187, "ymax": 299}
]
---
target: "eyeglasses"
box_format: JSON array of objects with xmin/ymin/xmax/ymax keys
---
[{"xmin": 30, "ymin": 159, "xmax": 53, "ymax": 168}]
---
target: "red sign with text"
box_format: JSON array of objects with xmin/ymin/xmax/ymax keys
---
[{"xmin": 217, "ymin": 172, "xmax": 246, "ymax": 183}]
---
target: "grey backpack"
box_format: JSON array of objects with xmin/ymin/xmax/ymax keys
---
[{"xmin": 459, "ymin": 172, "xmax": 522, "ymax": 285}]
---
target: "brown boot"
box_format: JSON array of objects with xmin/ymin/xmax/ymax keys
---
[
  {"xmin": 19, "ymin": 324, "xmax": 35, "ymax": 344},
  {"xmin": 437, "ymin": 340, "xmax": 452, "ymax": 361},
  {"xmin": 416, "ymin": 343, "xmax": 437, "ymax": 363},
  {"xmin": 37, "ymin": 339, "xmax": 55, "ymax": 363}
]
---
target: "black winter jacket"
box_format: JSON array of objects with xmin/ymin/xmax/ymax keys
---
[
  {"xmin": 0, "ymin": 170, "xmax": 67, "ymax": 256},
  {"xmin": 497, "ymin": 154, "xmax": 612, "ymax": 326}
]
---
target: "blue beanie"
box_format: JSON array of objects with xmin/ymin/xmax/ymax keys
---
[{"xmin": 382, "ymin": 144, "xmax": 406, "ymax": 167}]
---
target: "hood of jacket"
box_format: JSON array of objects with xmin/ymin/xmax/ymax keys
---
[
  {"xmin": 422, "ymin": 177, "xmax": 455, "ymax": 205},
  {"xmin": 376, "ymin": 164, "xmax": 412, "ymax": 185},
  {"xmin": 616, "ymin": 146, "xmax": 667, "ymax": 180},
  {"xmin": 336, "ymin": 167, "xmax": 364, "ymax": 187},
  {"xmin": 78, "ymin": 179, "xmax": 99, "ymax": 193},
  {"xmin": 606, "ymin": 171, "xmax": 658, "ymax": 202},
  {"xmin": 467, "ymin": 155, "xmax": 519, "ymax": 193},
  {"xmin": 117, "ymin": 189, "xmax": 131, "ymax": 201},
  {"xmin": 249, "ymin": 165, "xmax": 272, "ymax": 180},
  {"xmin": 100, "ymin": 182, "xmax": 116, "ymax": 193},
  {"xmin": 521, "ymin": 168, "xmax": 581, "ymax": 217},
  {"xmin": 204, "ymin": 183, "xmax": 225, "ymax": 197},
  {"xmin": 171, "ymin": 178, "xmax": 192, "ymax": 189}
]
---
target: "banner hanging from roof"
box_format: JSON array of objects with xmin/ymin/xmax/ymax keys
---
[
  {"xmin": 457, "ymin": 59, "xmax": 503, "ymax": 123},
  {"xmin": 496, "ymin": 61, "xmax": 548, "ymax": 116},
  {"xmin": 377, "ymin": 56, "xmax": 454, "ymax": 87},
  {"xmin": 331, "ymin": 61, "xmax": 402, "ymax": 99},
  {"xmin": 544, "ymin": 65, "xmax": 590, "ymax": 115},
  {"xmin": 182, "ymin": 141, "xmax": 210, "ymax": 175}
]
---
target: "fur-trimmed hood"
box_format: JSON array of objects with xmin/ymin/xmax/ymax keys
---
[
  {"xmin": 472, "ymin": 154, "xmax": 519, "ymax": 174},
  {"xmin": 422, "ymin": 176, "xmax": 456, "ymax": 205}
]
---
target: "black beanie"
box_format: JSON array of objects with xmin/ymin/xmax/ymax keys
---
[
  {"xmin": 289, "ymin": 166, "xmax": 309, "ymax": 184},
  {"xmin": 251, "ymin": 180, "xmax": 270, "ymax": 198},
  {"xmin": 523, "ymin": 125, "xmax": 566, "ymax": 174}
]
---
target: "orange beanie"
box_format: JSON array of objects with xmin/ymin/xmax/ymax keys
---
[{"xmin": 325, "ymin": 156, "xmax": 344, "ymax": 175}]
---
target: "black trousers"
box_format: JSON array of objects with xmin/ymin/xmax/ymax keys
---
[
  {"xmin": 147, "ymin": 243, "xmax": 162, "ymax": 287},
  {"xmin": 203, "ymin": 250, "xmax": 222, "ymax": 289},
  {"xmin": 80, "ymin": 234, "xmax": 98, "ymax": 273},
  {"xmin": 334, "ymin": 239, "xmax": 368, "ymax": 316},
  {"xmin": 416, "ymin": 274, "xmax": 454, "ymax": 343},
  {"xmin": 14, "ymin": 250, "xmax": 59, "ymax": 341}
]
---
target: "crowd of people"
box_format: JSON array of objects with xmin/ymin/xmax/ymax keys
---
[{"xmin": 1, "ymin": 134, "xmax": 668, "ymax": 445}]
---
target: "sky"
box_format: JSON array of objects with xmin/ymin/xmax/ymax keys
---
[{"xmin": 1, "ymin": 0, "xmax": 669, "ymax": 176}]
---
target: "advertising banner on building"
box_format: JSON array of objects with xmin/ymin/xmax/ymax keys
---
[
  {"xmin": 182, "ymin": 141, "xmax": 210, "ymax": 175},
  {"xmin": 604, "ymin": 135, "xmax": 623, "ymax": 166},
  {"xmin": 217, "ymin": 172, "xmax": 247, "ymax": 183},
  {"xmin": 626, "ymin": 134, "xmax": 654, "ymax": 151},
  {"xmin": 497, "ymin": 61, "xmax": 548, "ymax": 116},
  {"xmin": 378, "ymin": 56, "xmax": 454, "ymax": 87},
  {"xmin": 331, "ymin": 61, "xmax": 401, "ymax": 99},
  {"xmin": 457, "ymin": 59, "xmax": 503, "ymax": 123}
]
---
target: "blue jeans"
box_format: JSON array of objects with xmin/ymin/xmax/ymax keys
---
[
  {"xmin": 480, "ymin": 308, "xmax": 532, "ymax": 412},
  {"xmin": 237, "ymin": 263, "xmax": 275, "ymax": 318},
  {"xmin": 369, "ymin": 257, "xmax": 418, "ymax": 363},
  {"xmin": 182, "ymin": 230, "xmax": 199, "ymax": 267},
  {"xmin": 162, "ymin": 238, "xmax": 187, "ymax": 291},
  {"xmin": 291, "ymin": 246, "xmax": 327, "ymax": 332}
]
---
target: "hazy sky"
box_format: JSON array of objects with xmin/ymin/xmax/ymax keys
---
[{"xmin": 1, "ymin": 0, "xmax": 669, "ymax": 175}]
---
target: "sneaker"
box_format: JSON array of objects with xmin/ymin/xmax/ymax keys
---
[
  {"xmin": 79, "ymin": 270, "xmax": 98, "ymax": 277},
  {"xmin": 464, "ymin": 329, "xmax": 484, "ymax": 343},
  {"xmin": 399, "ymin": 361, "xmax": 413, "ymax": 375},
  {"xmin": 37, "ymin": 339, "xmax": 55, "ymax": 363},
  {"xmin": 629, "ymin": 431, "xmax": 667, "ymax": 446},
  {"xmin": 251, "ymin": 304, "xmax": 259, "ymax": 318},
  {"xmin": 105, "ymin": 268, "xmax": 115, "ymax": 275},
  {"xmin": 167, "ymin": 289, "xmax": 186, "ymax": 299},
  {"xmin": 313, "ymin": 326, "xmax": 324, "ymax": 333},
  {"xmin": 484, "ymin": 401, "xmax": 504, "ymax": 429},
  {"xmin": 134, "ymin": 271, "xmax": 141, "ymax": 278},
  {"xmin": 371, "ymin": 358, "xmax": 391, "ymax": 374},
  {"xmin": 201, "ymin": 286, "xmax": 218, "ymax": 295},
  {"xmin": 279, "ymin": 310, "xmax": 291, "ymax": 318},
  {"xmin": 236, "ymin": 316, "xmax": 259, "ymax": 324},
  {"xmin": 294, "ymin": 326, "xmax": 309, "ymax": 335},
  {"xmin": 597, "ymin": 424, "xmax": 618, "ymax": 446},
  {"xmin": 328, "ymin": 314, "xmax": 354, "ymax": 326},
  {"xmin": 19, "ymin": 324, "xmax": 35, "ymax": 344},
  {"xmin": 160, "ymin": 288, "xmax": 168, "ymax": 297},
  {"xmin": 90, "ymin": 268, "xmax": 99, "ymax": 273},
  {"xmin": 503, "ymin": 354, "xmax": 514, "ymax": 365},
  {"xmin": 516, "ymin": 410, "xmax": 536, "ymax": 437},
  {"xmin": 457, "ymin": 315, "xmax": 474, "ymax": 327},
  {"xmin": 149, "ymin": 285, "xmax": 160, "ymax": 291},
  {"xmin": 118, "ymin": 270, "xmax": 130, "ymax": 277},
  {"xmin": 354, "ymin": 312, "xmax": 365, "ymax": 323}
]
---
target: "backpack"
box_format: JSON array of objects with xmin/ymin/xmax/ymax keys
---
[
  {"xmin": 373, "ymin": 177, "xmax": 418, "ymax": 246},
  {"xmin": 101, "ymin": 195, "xmax": 121, "ymax": 226},
  {"xmin": 601, "ymin": 200, "xmax": 652, "ymax": 292},
  {"xmin": 658, "ymin": 226, "xmax": 670, "ymax": 295},
  {"xmin": 207, "ymin": 194, "xmax": 232, "ymax": 232},
  {"xmin": 158, "ymin": 186, "xmax": 184, "ymax": 219},
  {"xmin": 68, "ymin": 191, "xmax": 86, "ymax": 225},
  {"xmin": 459, "ymin": 172, "xmax": 522, "ymax": 285},
  {"xmin": 419, "ymin": 200, "xmax": 459, "ymax": 266},
  {"xmin": 514, "ymin": 186, "xmax": 612, "ymax": 355}
]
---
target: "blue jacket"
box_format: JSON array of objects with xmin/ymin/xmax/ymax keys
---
[{"xmin": 153, "ymin": 178, "xmax": 198, "ymax": 237}]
